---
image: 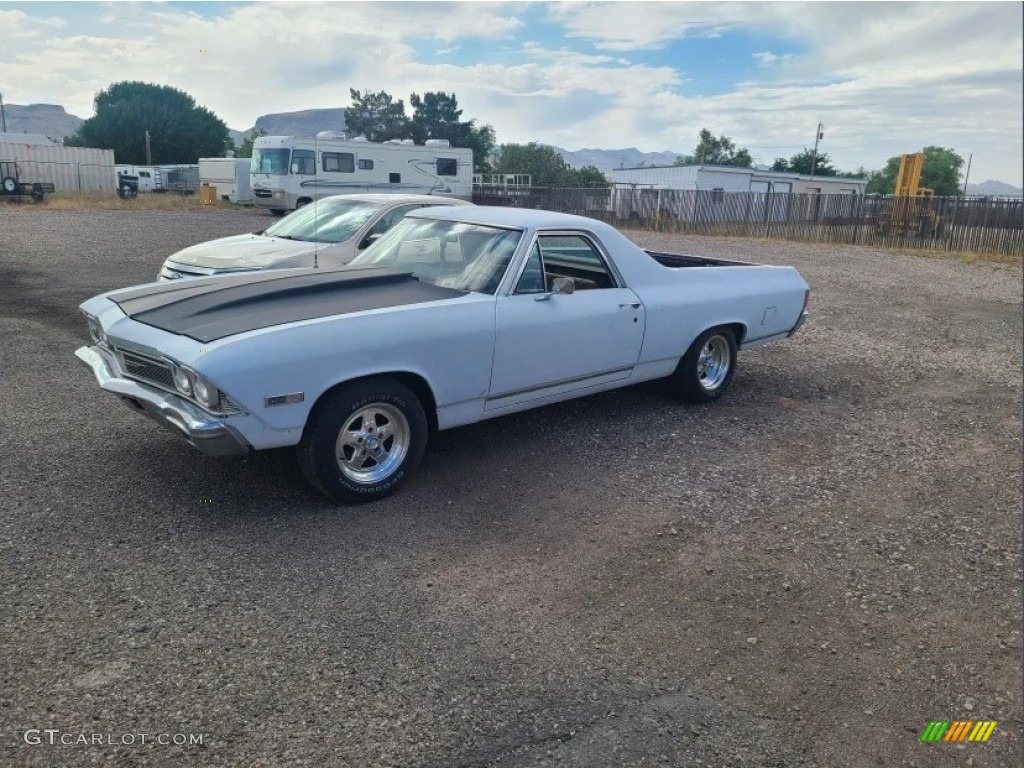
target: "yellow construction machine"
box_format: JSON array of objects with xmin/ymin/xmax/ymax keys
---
[{"xmin": 874, "ymin": 152, "xmax": 943, "ymax": 237}]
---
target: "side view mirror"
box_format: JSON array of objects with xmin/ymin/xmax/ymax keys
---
[
  {"xmin": 360, "ymin": 232, "xmax": 383, "ymax": 250},
  {"xmin": 291, "ymin": 164, "xmax": 300, "ymax": 174},
  {"xmin": 535, "ymin": 276, "xmax": 576, "ymax": 301}
]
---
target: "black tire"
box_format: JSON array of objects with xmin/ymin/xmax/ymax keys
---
[
  {"xmin": 669, "ymin": 327, "xmax": 738, "ymax": 404},
  {"xmin": 295, "ymin": 198, "xmax": 312, "ymax": 208},
  {"xmin": 269, "ymin": 208, "xmax": 287, "ymax": 217},
  {"xmin": 1, "ymin": 176, "xmax": 17, "ymax": 195},
  {"xmin": 297, "ymin": 377, "xmax": 429, "ymax": 503},
  {"xmin": 31, "ymin": 190, "xmax": 44, "ymax": 202}
]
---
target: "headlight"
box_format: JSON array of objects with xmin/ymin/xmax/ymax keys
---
[
  {"xmin": 86, "ymin": 316, "xmax": 106, "ymax": 345},
  {"xmin": 273, "ymin": 190, "xmax": 285, "ymax": 199},
  {"xmin": 193, "ymin": 375, "xmax": 218, "ymax": 408},
  {"xmin": 172, "ymin": 366, "xmax": 193, "ymax": 395}
]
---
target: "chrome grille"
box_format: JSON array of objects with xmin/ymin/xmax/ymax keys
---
[
  {"xmin": 254, "ymin": 189, "xmax": 272, "ymax": 198},
  {"xmin": 117, "ymin": 349, "xmax": 175, "ymax": 390}
]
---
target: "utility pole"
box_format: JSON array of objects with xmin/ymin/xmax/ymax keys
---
[
  {"xmin": 961, "ymin": 153, "xmax": 973, "ymax": 196},
  {"xmin": 809, "ymin": 122, "xmax": 824, "ymax": 179},
  {"xmin": 0, "ymin": 91, "xmax": 7, "ymax": 133},
  {"xmin": 145, "ymin": 130, "xmax": 152, "ymax": 165}
]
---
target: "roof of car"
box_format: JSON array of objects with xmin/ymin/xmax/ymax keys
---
[
  {"xmin": 319, "ymin": 193, "xmax": 469, "ymax": 205},
  {"xmin": 410, "ymin": 206, "xmax": 603, "ymax": 229}
]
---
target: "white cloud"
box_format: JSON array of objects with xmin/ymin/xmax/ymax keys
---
[
  {"xmin": 752, "ymin": 52, "xmax": 793, "ymax": 67},
  {"xmin": 0, "ymin": 2, "xmax": 1020, "ymax": 185}
]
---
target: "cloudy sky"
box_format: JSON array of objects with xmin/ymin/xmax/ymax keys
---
[{"xmin": 2, "ymin": 1, "xmax": 1022, "ymax": 184}]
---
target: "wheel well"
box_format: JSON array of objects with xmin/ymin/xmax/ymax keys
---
[
  {"xmin": 296, "ymin": 197, "xmax": 313, "ymax": 207},
  {"xmin": 723, "ymin": 322, "xmax": 747, "ymax": 345},
  {"xmin": 307, "ymin": 372, "xmax": 439, "ymax": 433}
]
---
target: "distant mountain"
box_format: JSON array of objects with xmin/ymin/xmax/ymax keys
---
[
  {"xmin": 553, "ymin": 147, "xmax": 681, "ymax": 172},
  {"xmin": 965, "ymin": 179, "xmax": 1023, "ymax": 197},
  {"xmin": 1, "ymin": 104, "xmax": 83, "ymax": 139},
  {"xmin": 230, "ymin": 108, "xmax": 349, "ymax": 145}
]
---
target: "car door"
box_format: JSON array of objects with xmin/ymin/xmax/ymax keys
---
[{"xmin": 487, "ymin": 232, "xmax": 645, "ymax": 410}]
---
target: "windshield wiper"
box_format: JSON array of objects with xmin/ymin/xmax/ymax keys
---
[{"xmin": 271, "ymin": 234, "xmax": 311, "ymax": 242}]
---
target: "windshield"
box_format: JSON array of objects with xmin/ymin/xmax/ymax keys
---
[
  {"xmin": 349, "ymin": 217, "xmax": 522, "ymax": 294},
  {"xmin": 251, "ymin": 148, "xmax": 290, "ymax": 175},
  {"xmin": 264, "ymin": 198, "xmax": 381, "ymax": 243}
]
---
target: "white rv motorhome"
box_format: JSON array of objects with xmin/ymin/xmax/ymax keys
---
[{"xmin": 250, "ymin": 133, "xmax": 473, "ymax": 214}]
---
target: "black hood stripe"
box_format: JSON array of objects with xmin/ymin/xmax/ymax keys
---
[{"xmin": 110, "ymin": 267, "xmax": 467, "ymax": 342}]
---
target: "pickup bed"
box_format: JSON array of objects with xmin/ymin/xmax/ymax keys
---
[{"xmin": 646, "ymin": 251, "xmax": 752, "ymax": 268}]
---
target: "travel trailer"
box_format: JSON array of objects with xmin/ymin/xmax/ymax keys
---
[
  {"xmin": 199, "ymin": 157, "xmax": 252, "ymax": 203},
  {"xmin": 250, "ymin": 133, "xmax": 473, "ymax": 214},
  {"xmin": 113, "ymin": 164, "xmax": 199, "ymax": 193}
]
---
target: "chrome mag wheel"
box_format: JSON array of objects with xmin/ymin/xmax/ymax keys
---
[
  {"xmin": 697, "ymin": 334, "xmax": 731, "ymax": 390},
  {"xmin": 335, "ymin": 403, "xmax": 410, "ymax": 484}
]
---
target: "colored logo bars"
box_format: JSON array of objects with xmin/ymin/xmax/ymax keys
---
[{"xmin": 920, "ymin": 721, "xmax": 997, "ymax": 743}]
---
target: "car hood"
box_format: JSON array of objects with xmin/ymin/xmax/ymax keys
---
[
  {"xmin": 107, "ymin": 267, "xmax": 468, "ymax": 342},
  {"xmin": 166, "ymin": 233, "xmax": 333, "ymax": 270}
]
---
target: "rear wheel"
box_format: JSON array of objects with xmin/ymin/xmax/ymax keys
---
[
  {"xmin": 296, "ymin": 198, "xmax": 312, "ymax": 208},
  {"xmin": 297, "ymin": 378, "xmax": 429, "ymax": 503},
  {"xmin": 1, "ymin": 176, "xmax": 17, "ymax": 195},
  {"xmin": 669, "ymin": 327, "xmax": 738, "ymax": 403},
  {"xmin": 269, "ymin": 208, "xmax": 287, "ymax": 216}
]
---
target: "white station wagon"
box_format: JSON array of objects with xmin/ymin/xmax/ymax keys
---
[{"xmin": 77, "ymin": 207, "xmax": 809, "ymax": 503}]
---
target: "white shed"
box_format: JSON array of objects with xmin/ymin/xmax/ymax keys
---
[
  {"xmin": 610, "ymin": 164, "xmax": 866, "ymax": 195},
  {"xmin": 0, "ymin": 133, "xmax": 115, "ymax": 193}
]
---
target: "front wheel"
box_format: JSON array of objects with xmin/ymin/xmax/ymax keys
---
[
  {"xmin": 668, "ymin": 327, "xmax": 738, "ymax": 403},
  {"xmin": 297, "ymin": 378, "xmax": 429, "ymax": 503},
  {"xmin": 269, "ymin": 208, "xmax": 287, "ymax": 217}
]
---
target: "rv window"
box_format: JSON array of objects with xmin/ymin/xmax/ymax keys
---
[
  {"xmin": 389, "ymin": 173, "xmax": 401, "ymax": 184},
  {"xmin": 358, "ymin": 159, "xmax": 374, "ymax": 170},
  {"xmin": 436, "ymin": 158, "xmax": 458, "ymax": 176},
  {"xmin": 322, "ymin": 152, "xmax": 355, "ymax": 173},
  {"xmin": 139, "ymin": 171, "xmax": 151, "ymax": 178},
  {"xmin": 292, "ymin": 150, "xmax": 315, "ymax": 175}
]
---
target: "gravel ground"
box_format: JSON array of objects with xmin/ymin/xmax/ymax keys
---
[{"xmin": 1, "ymin": 207, "xmax": 1021, "ymax": 767}]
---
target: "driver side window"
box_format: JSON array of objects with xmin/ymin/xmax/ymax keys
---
[{"xmin": 514, "ymin": 243, "xmax": 547, "ymax": 294}]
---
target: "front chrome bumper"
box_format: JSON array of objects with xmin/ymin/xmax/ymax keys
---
[
  {"xmin": 787, "ymin": 310, "xmax": 808, "ymax": 338},
  {"xmin": 75, "ymin": 345, "xmax": 251, "ymax": 457}
]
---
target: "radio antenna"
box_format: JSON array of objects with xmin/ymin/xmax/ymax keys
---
[{"xmin": 313, "ymin": 133, "xmax": 319, "ymax": 269}]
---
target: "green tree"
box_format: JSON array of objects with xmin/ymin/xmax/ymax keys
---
[
  {"xmin": 567, "ymin": 165, "xmax": 609, "ymax": 187},
  {"xmin": 493, "ymin": 142, "xmax": 574, "ymax": 186},
  {"xmin": 674, "ymin": 128, "xmax": 752, "ymax": 168},
  {"xmin": 408, "ymin": 91, "xmax": 496, "ymax": 172},
  {"xmin": 233, "ymin": 128, "xmax": 268, "ymax": 159},
  {"xmin": 345, "ymin": 88, "xmax": 409, "ymax": 142},
  {"xmin": 865, "ymin": 147, "xmax": 965, "ymax": 195},
  {"xmin": 65, "ymin": 81, "xmax": 230, "ymax": 163},
  {"xmin": 782, "ymin": 148, "xmax": 838, "ymax": 176},
  {"xmin": 771, "ymin": 157, "xmax": 790, "ymax": 172}
]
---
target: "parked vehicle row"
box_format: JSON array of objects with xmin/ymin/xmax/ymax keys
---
[{"xmin": 76, "ymin": 204, "xmax": 809, "ymax": 503}]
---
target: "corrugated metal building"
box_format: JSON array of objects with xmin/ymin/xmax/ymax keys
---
[
  {"xmin": 610, "ymin": 164, "xmax": 867, "ymax": 195},
  {"xmin": 0, "ymin": 133, "xmax": 116, "ymax": 193}
]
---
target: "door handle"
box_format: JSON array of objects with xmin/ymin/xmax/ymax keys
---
[{"xmin": 619, "ymin": 302, "xmax": 641, "ymax": 309}]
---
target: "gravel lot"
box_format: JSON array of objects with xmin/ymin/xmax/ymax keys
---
[{"xmin": 1, "ymin": 206, "xmax": 1021, "ymax": 767}]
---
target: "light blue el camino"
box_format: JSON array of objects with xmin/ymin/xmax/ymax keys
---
[{"xmin": 76, "ymin": 207, "xmax": 809, "ymax": 502}]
